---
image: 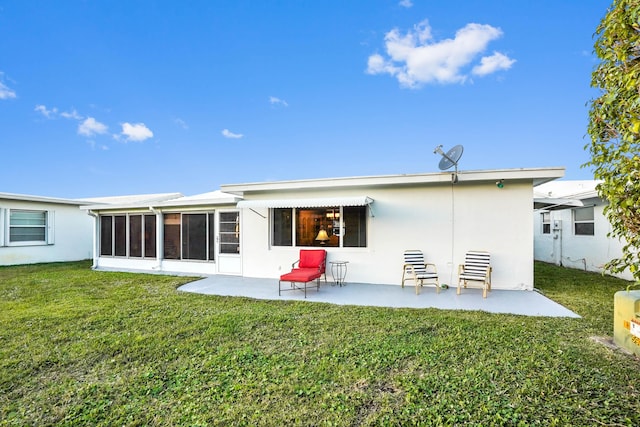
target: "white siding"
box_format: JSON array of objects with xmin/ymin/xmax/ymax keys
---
[
  {"xmin": 0, "ymin": 200, "xmax": 92, "ymax": 266},
  {"xmin": 240, "ymin": 181, "xmax": 534, "ymax": 291},
  {"xmin": 533, "ymin": 202, "xmax": 633, "ymax": 281}
]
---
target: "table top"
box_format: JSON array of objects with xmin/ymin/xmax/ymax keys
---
[{"xmin": 330, "ymin": 260, "xmax": 349, "ymax": 264}]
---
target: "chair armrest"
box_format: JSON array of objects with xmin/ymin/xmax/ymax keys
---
[
  {"xmin": 292, "ymin": 260, "xmax": 300, "ymax": 268},
  {"xmin": 458, "ymin": 264, "xmax": 464, "ymax": 274},
  {"xmin": 425, "ymin": 263, "xmax": 437, "ymax": 273}
]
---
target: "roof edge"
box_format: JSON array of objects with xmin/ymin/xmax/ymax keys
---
[
  {"xmin": 221, "ymin": 167, "xmax": 566, "ymax": 195},
  {"xmin": 0, "ymin": 192, "xmax": 93, "ymax": 206}
]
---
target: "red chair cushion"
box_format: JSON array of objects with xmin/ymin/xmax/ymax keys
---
[
  {"xmin": 280, "ymin": 268, "xmax": 321, "ymax": 283},
  {"xmin": 298, "ymin": 249, "xmax": 326, "ymax": 269}
]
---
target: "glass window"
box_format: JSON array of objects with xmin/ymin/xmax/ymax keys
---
[
  {"xmin": 9, "ymin": 210, "xmax": 47, "ymax": 243},
  {"xmin": 129, "ymin": 215, "xmax": 142, "ymax": 257},
  {"xmin": 573, "ymin": 207, "xmax": 595, "ymax": 236},
  {"xmin": 272, "ymin": 208, "xmax": 293, "ymax": 246},
  {"xmin": 182, "ymin": 213, "xmax": 207, "ymax": 260},
  {"xmin": 272, "ymin": 206, "xmax": 367, "ymax": 248},
  {"xmin": 296, "ymin": 208, "xmax": 337, "ymax": 247},
  {"xmin": 219, "ymin": 212, "xmax": 240, "ymax": 254},
  {"xmin": 144, "ymin": 214, "xmax": 156, "ymax": 258},
  {"xmin": 343, "ymin": 206, "xmax": 367, "ymax": 247},
  {"xmin": 114, "ymin": 215, "xmax": 126, "ymax": 256},
  {"xmin": 164, "ymin": 213, "xmax": 181, "ymax": 259},
  {"xmin": 100, "ymin": 216, "xmax": 112, "ymax": 255},
  {"xmin": 541, "ymin": 212, "xmax": 551, "ymax": 234}
]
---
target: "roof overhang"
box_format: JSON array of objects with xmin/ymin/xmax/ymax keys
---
[
  {"xmin": 81, "ymin": 191, "xmax": 241, "ymax": 211},
  {"xmin": 222, "ymin": 167, "xmax": 565, "ymax": 196},
  {"xmin": 237, "ymin": 196, "xmax": 373, "ymax": 209},
  {"xmin": 534, "ymin": 198, "xmax": 584, "ymax": 210},
  {"xmin": 0, "ymin": 192, "xmax": 92, "ymax": 206}
]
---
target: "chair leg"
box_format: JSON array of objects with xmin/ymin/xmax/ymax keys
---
[
  {"xmin": 457, "ymin": 280, "xmax": 462, "ymax": 295},
  {"xmin": 279, "ymin": 280, "xmax": 282, "ymax": 296},
  {"xmin": 435, "ymin": 278, "xmax": 440, "ymax": 294}
]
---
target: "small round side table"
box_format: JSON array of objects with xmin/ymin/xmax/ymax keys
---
[{"xmin": 330, "ymin": 261, "xmax": 349, "ymax": 287}]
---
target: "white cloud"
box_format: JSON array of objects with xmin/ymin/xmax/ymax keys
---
[
  {"xmin": 399, "ymin": 0, "xmax": 413, "ymax": 8},
  {"xmin": 174, "ymin": 118, "xmax": 189, "ymax": 129},
  {"xmin": 472, "ymin": 51, "xmax": 516, "ymax": 76},
  {"xmin": 60, "ymin": 109, "xmax": 82, "ymax": 120},
  {"xmin": 222, "ymin": 129, "xmax": 243, "ymax": 139},
  {"xmin": 367, "ymin": 20, "xmax": 515, "ymax": 88},
  {"xmin": 35, "ymin": 104, "xmax": 58, "ymax": 118},
  {"xmin": 121, "ymin": 122, "xmax": 153, "ymax": 142},
  {"xmin": 36, "ymin": 105, "xmax": 83, "ymax": 120},
  {"xmin": 0, "ymin": 73, "xmax": 16, "ymax": 99},
  {"xmin": 269, "ymin": 96, "xmax": 289, "ymax": 107},
  {"xmin": 78, "ymin": 117, "xmax": 108, "ymax": 136}
]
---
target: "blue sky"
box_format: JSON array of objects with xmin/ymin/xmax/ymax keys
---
[{"xmin": 0, "ymin": 0, "xmax": 611, "ymax": 198}]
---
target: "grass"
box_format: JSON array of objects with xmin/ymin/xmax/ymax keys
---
[{"xmin": 0, "ymin": 260, "xmax": 639, "ymax": 426}]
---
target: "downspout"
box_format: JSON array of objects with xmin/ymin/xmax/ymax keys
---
[
  {"xmin": 87, "ymin": 210, "xmax": 99, "ymax": 269},
  {"xmin": 150, "ymin": 207, "xmax": 164, "ymax": 271}
]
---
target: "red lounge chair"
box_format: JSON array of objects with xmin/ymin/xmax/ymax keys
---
[{"xmin": 279, "ymin": 249, "xmax": 327, "ymax": 298}]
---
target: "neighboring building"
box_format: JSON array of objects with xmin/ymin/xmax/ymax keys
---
[
  {"xmin": 533, "ymin": 180, "xmax": 633, "ymax": 281},
  {"xmin": 0, "ymin": 192, "xmax": 94, "ymax": 266},
  {"xmin": 85, "ymin": 167, "xmax": 564, "ymax": 291}
]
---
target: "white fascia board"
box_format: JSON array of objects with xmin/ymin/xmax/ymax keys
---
[
  {"xmin": 0, "ymin": 192, "xmax": 91, "ymax": 206},
  {"xmin": 221, "ymin": 167, "xmax": 566, "ymax": 195},
  {"xmin": 81, "ymin": 195, "xmax": 242, "ymax": 212},
  {"xmin": 80, "ymin": 193, "xmax": 186, "ymax": 211},
  {"xmin": 153, "ymin": 196, "xmax": 242, "ymax": 208}
]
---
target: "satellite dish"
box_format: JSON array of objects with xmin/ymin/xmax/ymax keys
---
[{"xmin": 433, "ymin": 144, "xmax": 464, "ymax": 183}]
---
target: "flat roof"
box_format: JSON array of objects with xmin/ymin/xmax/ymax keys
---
[
  {"xmin": 0, "ymin": 191, "xmax": 94, "ymax": 206},
  {"xmin": 221, "ymin": 167, "xmax": 565, "ymax": 195},
  {"xmin": 82, "ymin": 191, "xmax": 241, "ymax": 211}
]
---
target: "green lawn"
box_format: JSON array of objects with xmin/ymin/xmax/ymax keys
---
[{"xmin": 1, "ymin": 261, "xmax": 638, "ymax": 426}]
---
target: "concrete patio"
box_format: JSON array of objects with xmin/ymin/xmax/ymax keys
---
[{"xmin": 178, "ymin": 275, "xmax": 580, "ymax": 318}]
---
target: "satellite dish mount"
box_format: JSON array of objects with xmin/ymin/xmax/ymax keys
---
[{"xmin": 434, "ymin": 144, "xmax": 464, "ymax": 183}]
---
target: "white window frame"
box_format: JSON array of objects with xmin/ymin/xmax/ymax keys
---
[
  {"xmin": 99, "ymin": 213, "xmax": 158, "ymax": 259},
  {"xmin": 6, "ymin": 209, "xmax": 54, "ymax": 246},
  {"xmin": 573, "ymin": 206, "xmax": 595, "ymax": 236},
  {"xmin": 271, "ymin": 205, "xmax": 368, "ymax": 248},
  {"xmin": 541, "ymin": 212, "xmax": 551, "ymax": 234}
]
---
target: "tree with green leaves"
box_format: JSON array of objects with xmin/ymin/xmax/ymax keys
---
[{"xmin": 586, "ymin": 0, "xmax": 640, "ymax": 282}]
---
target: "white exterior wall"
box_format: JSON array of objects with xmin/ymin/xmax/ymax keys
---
[
  {"xmin": 0, "ymin": 200, "xmax": 92, "ymax": 266},
  {"xmin": 534, "ymin": 202, "xmax": 633, "ymax": 281},
  {"xmin": 240, "ymin": 181, "xmax": 534, "ymax": 290}
]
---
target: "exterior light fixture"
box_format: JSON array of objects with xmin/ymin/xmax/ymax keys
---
[{"xmin": 496, "ymin": 179, "xmax": 504, "ymax": 189}]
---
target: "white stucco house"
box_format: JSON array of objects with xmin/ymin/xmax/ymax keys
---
[
  {"xmin": 84, "ymin": 167, "xmax": 564, "ymax": 291},
  {"xmin": 533, "ymin": 180, "xmax": 633, "ymax": 281},
  {"xmin": 0, "ymin": 192, "xmax": 94, "ymax": 266}
]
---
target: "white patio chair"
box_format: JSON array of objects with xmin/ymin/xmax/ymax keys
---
[
  {"xmin": 457, "ymin": 250, "xmax": 492, "ymax": 298},
  {"xmin": 401, "ymin": 250, "xmax": 440, "ymax": 295}
]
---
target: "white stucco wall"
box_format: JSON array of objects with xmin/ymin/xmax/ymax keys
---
[
  {"xmin": 0, "ymin": 200, "xmax": 92, "ymax": 266},
  {"xmin": 239, "ymin": 180, "xmax": 534, "ymax": 290},
  {"xmin": 533, "ymin": 201, "xmax": 633, "ymax": 281}
]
